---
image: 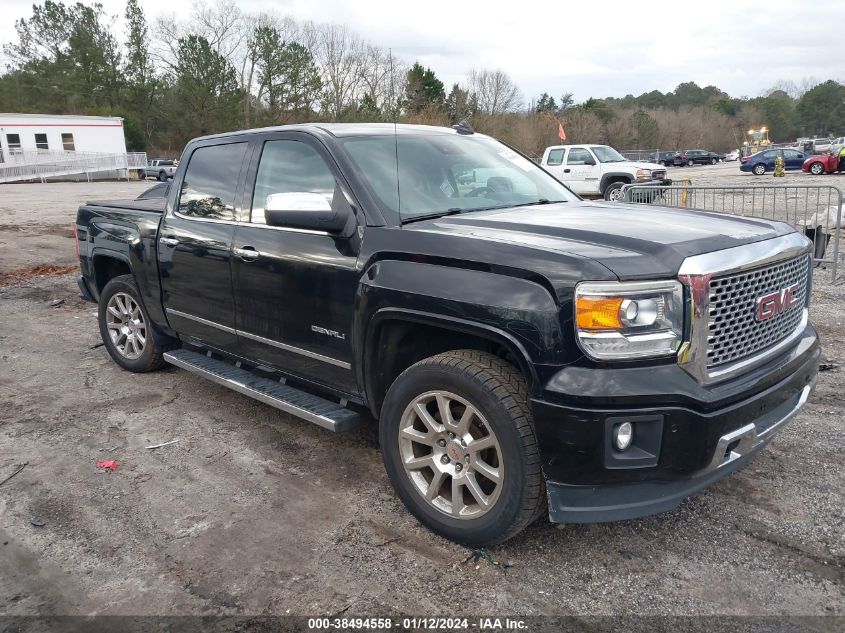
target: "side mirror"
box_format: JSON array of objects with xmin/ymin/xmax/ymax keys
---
[{"xmin": 264, "ymin": 192, "xmax": 351, "ymax": 234}]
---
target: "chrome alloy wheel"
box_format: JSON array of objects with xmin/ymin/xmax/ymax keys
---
[
  {"xmin": 105, "ymin": 292, "xmax": 147, "ymax": 360},
  {"xmin": 398, "ymin": 391, "xmax": 503, "ymax": 519}
]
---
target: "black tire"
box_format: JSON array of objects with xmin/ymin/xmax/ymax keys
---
[
  {"xmin": 380, "ymin": 350, "xmax": 545, "ymax": 546},
  {"xmin": 137, "ymin": 169, "xmax": 145, "ymax": 179},
  {"xmin": 686, "ymin": 159, "xmax": 694, "ymax": 167},
  {"xmin": 158, "ymin": 171, "xmax": 167, "ymax": 182},
  {"xmin": 809, "ymin": 162, "xmax": 824, "ymax": 175},
  {"xmin": 753, "ymin": 163, "xmax": 766, "ymax": 175},
  {"xmin": 98, "ymin": 274, "xmax": 175, "ymax": 372},
  {"xmin": 603, "ymin": 181, "xmax": 625, "ymax": 201},
  {"xmin": 710, "ymin": 157, "xmax": 717, "ymax": 165}
]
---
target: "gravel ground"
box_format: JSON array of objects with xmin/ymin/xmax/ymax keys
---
[{"xmin": 0, "ymin": 178, "xmax": 843, "ymax": 622}]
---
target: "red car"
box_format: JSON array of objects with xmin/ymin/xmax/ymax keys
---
[{"xmin": 802, "ymin": 154, "xmax": 840, "ymax": 175}]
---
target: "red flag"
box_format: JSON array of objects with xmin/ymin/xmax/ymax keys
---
[{"xmin": 557, "ymin": 122, "xmax": 567, "ymax": 142}]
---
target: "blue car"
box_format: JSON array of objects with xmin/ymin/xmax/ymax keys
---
[{"xmin": 740, "ymin": 148, "xmax": 806, "ymax": 175}]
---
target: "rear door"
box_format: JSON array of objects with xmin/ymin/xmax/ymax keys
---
[
  {"xmin": 158, "ymin": 140, "xmax": 250, "ymax": 351},
  {"xmin": 543, "ymin": 148, "xmax": 565, "ymax": 179},
  {"xmin": 231, "ymin": 132, "xmax": 361, "ymax": 394}
]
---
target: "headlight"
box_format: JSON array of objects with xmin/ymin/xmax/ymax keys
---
[
  {"xmin": 635, "ymin": 168, "xmax": 652, "ymax": 181},
  {"xmin": 575, "ymin": 280, "xmax": 684, "ymax": 360}
]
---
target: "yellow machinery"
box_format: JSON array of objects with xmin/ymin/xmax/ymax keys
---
[{"xmin": 743, "ymin": 127, "xmax": 772, "ymax": 156}]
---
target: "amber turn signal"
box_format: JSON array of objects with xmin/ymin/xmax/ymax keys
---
[{"xmin": 576, "ymin": 296, "xmax": 624, "ymax": 330}]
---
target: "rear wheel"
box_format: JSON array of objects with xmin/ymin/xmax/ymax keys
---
[
  {"xmin": 710, "ymin": 157, "xmax": 717, "ymax": 165},
  {"xmin": 809, "ymin": 162, "xmax": 824, "ymax": 175},
  {"xmin": 753, "ymin": 163, "xmax": 766, "ymax": 175},
  {"xmin": 136, "ymin": 169, "xmax": 145, "ymax": 179},
  {"xmin": 158, "ymin": 171, "xmax": 167, "ymax": 182},
  {"xmin": 686, "ymin": 159, "xmax": 694, "ymax": 167},
  {"xmin": 98, "ymin": 274, "xmax": 175, "ymax": 372},
  {"xmin": 380, "ymin": 350, "xmax": 545, "ymax": 546}
]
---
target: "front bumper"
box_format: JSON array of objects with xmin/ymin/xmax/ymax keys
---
[{"xmin": 531, "ymin": 325, "xmax": 820, "ymax": 523}]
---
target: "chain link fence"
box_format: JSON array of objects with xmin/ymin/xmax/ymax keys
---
[{"xmin": 619, "ymin": 184, "xmax": 843, "ymax": 282}]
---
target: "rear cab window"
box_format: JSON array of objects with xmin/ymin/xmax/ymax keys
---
[
  {"xmin": 177, "ymin": 142, "xmax": 248, "ymax": 221},
  {"xmin": 546, "ymin": 149, "xmax": 564, "ymax": 166}
]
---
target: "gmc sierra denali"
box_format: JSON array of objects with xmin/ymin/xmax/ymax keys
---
[{"xmin": 75, "ymin": 123, "xmax": 820, "ymax": 545}]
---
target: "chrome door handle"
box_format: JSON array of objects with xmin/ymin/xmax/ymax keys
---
[
  {"xmin": 234, "ymin": 246, "xmax": 261, "ymax": 261},
  {"xmin": 160, "ymin": 237, "xmax": 179, "ymax": 248}
]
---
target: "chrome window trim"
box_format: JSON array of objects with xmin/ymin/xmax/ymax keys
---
[
  {"xmin": 171, "ymin": 211, "xmax": 330, "ymax": 236},
  {"xmin": 165, "ymin": 308, "xmax": 350, "ymax": 370},
  {"xmin": 677, "ymin": 233, "xmax": 812, "ymax": 384}
]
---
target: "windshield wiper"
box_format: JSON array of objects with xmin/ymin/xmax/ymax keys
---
[
  {"xmin": 519, "ymin": 198, "xmax": 567, "ymax": 206},
  {"xmin": 401, "ymin": 208, "xmax": 466, "ymax": 225}
]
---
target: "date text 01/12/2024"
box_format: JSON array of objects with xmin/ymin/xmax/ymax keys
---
[{"xmin": 306, "ymin": 617, "xmax": 527, "ymax": 630}]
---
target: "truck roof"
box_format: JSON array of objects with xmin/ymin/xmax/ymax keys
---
[{"xmin": 194, "ymin": 123, "xmax": 484, "ymax": 142}]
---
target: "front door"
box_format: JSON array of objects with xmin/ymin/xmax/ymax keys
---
[
  {"xmin": 563, "ymin": 147, "xmax": 600, "ymax": 194},
  {"xmin": 231, "ymin": 134, "xmax": 361, "ymax": 395},
  {"xmin": 158, "ymin": 140, "xmax": 249, "ymax": 351},
  {"xmin": 782, "ymin": 149, "xmax": 804, "ymax": 170}
]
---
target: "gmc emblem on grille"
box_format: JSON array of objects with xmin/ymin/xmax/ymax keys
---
[{"xmin": 756, "ymin": 283, "xmax": 801, "ymax": 321}]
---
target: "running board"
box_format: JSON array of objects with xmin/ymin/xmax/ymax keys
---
[{"xmin": 163, "ymin": 349, "xmax": 361, "ymax": 432}]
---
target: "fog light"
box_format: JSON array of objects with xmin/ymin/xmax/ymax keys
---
[{"xmin": 613, "ymin": 422, "xmax": 634, "ymax": 451}]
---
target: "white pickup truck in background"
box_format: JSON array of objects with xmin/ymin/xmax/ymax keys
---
[
  {"xmin": 540, "ymin": 144, "xmax": 668, "ymax": 201},
  {"xmin": 139, "ymin": 159, "xmax": 178, "ymax": 182}
]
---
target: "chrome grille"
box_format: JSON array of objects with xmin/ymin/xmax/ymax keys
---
[
  {"xmin": 652, "ymin": 169, "xmax": 666, "ymax": 180},
  {"xmin": 707, "ymin": 254, "xmax": 809, "ymax": 367}
]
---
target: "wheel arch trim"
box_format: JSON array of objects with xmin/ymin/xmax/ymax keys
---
[{"xmin": 363, "ymin": 307, "xmax": 539, "ymax": 417}]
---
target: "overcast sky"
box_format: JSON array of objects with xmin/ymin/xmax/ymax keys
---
[{"xmin": 2, "ymin": 0, "xmax": 844, "ymax": 103}]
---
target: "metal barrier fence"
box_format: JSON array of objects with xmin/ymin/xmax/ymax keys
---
[
  {"xmin": 620, "ymin": 184, "xmax": 843, "ymax": 282},
  {"xmin": 619, "ymin": 149, "xmax": 660, "ymax": 162},
  {"xmin": 0, "ymin": 151, "xmax": 147, "ymax": 183}
]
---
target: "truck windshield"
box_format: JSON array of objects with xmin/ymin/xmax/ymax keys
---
[
  {"xmin": 590, "ymin": 146, "xmax": 626, "ymax": 163},
  {"xmin": 340, "ymin": 134, "xmax": 575, "ymax": 223}
]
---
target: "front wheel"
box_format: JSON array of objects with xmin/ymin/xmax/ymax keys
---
[
  {"xmin": 809, "ymin": 162, "xmax": 824, "ymax": 175},
  {"xmin": 710, "ymin": 157, "xmax": 717, "ymax": 165},
  {"xmin": 380, "ymin": 350, "xmax": 545, "ymax": 546},
  {"xmin": 98, "ymin": 274, "xmax": 175, "ymax": 372},
  {"xmin": 753, "ymin": 163, "xmax": 766, "ymax": 175},
  {"xmin": 603, "ymin": 181, "xmax": 626, "ymax": 201}
]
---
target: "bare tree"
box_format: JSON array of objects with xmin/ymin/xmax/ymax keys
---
[
  {"xmin": 465, "ymin": 68, "xmax": 523, "ymax": 115},
  {"xmin": 358, "ymin": 45, "xmax": 406, "ymax": 119},
  {"xmin": 308, "ymin": 22, "xmax": 366, "ymax": 119}
]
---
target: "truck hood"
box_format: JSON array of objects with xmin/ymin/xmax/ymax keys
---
[
  {"xmin": 616, "ymin": 161, "xmax": 665, "ymax": 172},
  {"xmin": 405, "ymin": 201, "xmax": 794, "ymax": 279}
]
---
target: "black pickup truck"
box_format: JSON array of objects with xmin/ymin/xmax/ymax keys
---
[{"xmin": 75, "ymin": 123, "xmax": 819, "ymax": 545}]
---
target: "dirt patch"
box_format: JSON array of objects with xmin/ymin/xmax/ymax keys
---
[{"xmin": 0, "ymin": 263, "xmax": 78, "ymax": 286}]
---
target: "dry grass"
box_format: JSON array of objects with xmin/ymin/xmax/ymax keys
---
[{"xmin": 0, "ymin": 263, "xmax": 77, "ymax": 286}]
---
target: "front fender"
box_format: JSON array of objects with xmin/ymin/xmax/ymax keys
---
[
  {"xmin": 599, "ymin": 172, "xmax": 633, "ymax": 192},
  {"xmin": 356, "ymin": 259, "xmax": 564, "ymax": 401}
]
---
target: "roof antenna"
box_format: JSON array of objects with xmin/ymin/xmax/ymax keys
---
[{"xmin": 389, "ymin": 48, "xmax": 401, "ymax": 212}]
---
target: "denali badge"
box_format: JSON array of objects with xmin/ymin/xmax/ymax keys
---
[
  {"xmin": 756, "ymin": 283, "xmax": 801, "ymax": 322},
  {"xmin": 311, "ymin": 325, "xmax": 346, "ymax": 340}
]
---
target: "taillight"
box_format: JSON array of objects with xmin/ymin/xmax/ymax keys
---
[{"xmin": 73, "ymin": 223, "xmax": 80, "ymax": 261}]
